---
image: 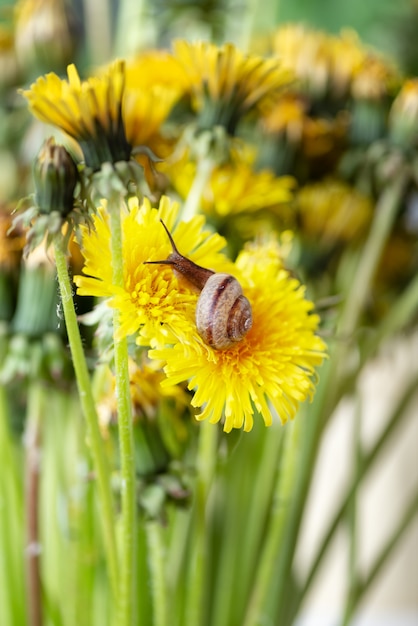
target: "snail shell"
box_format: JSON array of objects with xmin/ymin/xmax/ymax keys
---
[
  {"xmin": 196, "ymin": 274, "xmax": 253, "ymax": 350},
  {"xmin": 145, "ymin": 220, "xmax": 253, "ymax": 350}
]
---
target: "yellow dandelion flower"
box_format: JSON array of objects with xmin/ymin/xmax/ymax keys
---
[
  {"xmin": 297, "ymin": 179, "xmax": 373, "ymax": 243},
  {"xmin": 124, "ymin": 50, "xmax": 189, "ymax": 93},
  {"xmin": 124, "ymin": 52, "xmax": 185, "ymax": 155},
  {"xmin": 263, "ymin": 93, "xmax": 349, "ymax": 161},
  {"xmin": 74, "ymin": 195, "xmax": 231, "ymax": 347},
  {"xmin": 20, "ymin": 60, "xmax": 130, "ymax": 169},
  {"xmin": 123, "ymin": 84, "xmax": 178, "ymax": 155},
  {"xmin": 273, "ymin": 25, "xmax": 399, "ymax": 102},
  {"xmin": 150, "ymin": 241, "xmax": 326, "ymax": 433},
  {"xmin": 173, "ymin": 39, "xmax": 292, "ymax": 133},
  {"xmin": 98, "ymin": 356, "xmax": 189, "ymax": 425},
  {"xmin": 170, "ymin": 158, "xmax": 295, "ymax": 217},
  {"xmin": 273, "ymin": 24, "xmax": 331, "ymax": 98}
]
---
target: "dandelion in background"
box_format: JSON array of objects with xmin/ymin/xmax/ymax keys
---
[{"xmin": 173, "ymin": 39, "xmax": 293, "ymax": 135}]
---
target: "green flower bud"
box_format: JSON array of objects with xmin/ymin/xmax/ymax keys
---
[
  {"xmin": 34, "ymin": 137, "xmax": 78, "ymax": 216},
  {"xmin": 389, "ymin": 79, "xmax": 418, "ymax": 149}
]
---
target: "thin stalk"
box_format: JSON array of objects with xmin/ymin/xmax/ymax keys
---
[
  {"xmin": 24, "ymin": 383, "xmax": 43, "ymax": 626},
  {"xmin": 243, "ymin": 418, "xmax": 302, "ymax": 626},
  {"xmin": 342, "ymin": 488, "xmax": 418, "ymax": 625},
  {"xmin": 185, "ymin": 421, "xmax": 218, "ymax": 626},
  {"xmin": 83, "ymin": 0, "xmax": 112, "ymax": 64},
  {"xmin": 338, "ymin": 174, "xmax": 408, "ymax": 339},
  {"xmin": 114, "ymin": 0, "xmax": 151, "ymax": 57},
  {"xmin": 344, "ymin": 396, "xmax": 363, "ymax": 626},
  {"xmin": 0, "ymin": 386, "xmax": 26, "ymax": 626},
  {"xmin": 108, "ymin": 201, "xmax": 137, "ymax": 626},
  {"xmin": 54, "ymin": 242, "xmax": 119, "ymax": 599},
  {"xmin": 295, "ymin": 371, "xmax": 418, "ymax": 616},
  {"xmin": 146, "ymin": 522, "xmax": 168, "ymax": 626},
  {"xmin": 363, "ymin": 271, "xmax": 418, "ymax": 359},
  {"xmin": 268, "ymin": 359, "xmax": 334, "ymax": 625},
  {"xmin": 181, "ymin": 157, "xmax": 214, "ymax": 222},
  {"xmin": 230, "ymin": 423, "xmax": 285, "ymax": 626}
]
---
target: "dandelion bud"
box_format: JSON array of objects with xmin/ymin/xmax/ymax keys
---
[
  {"xmin": 389, "ymin": 79, "xmax": 418, "ymax": 149},
  {"xmin": 34, "ymin": 137, "xmax": 78, "ymax": 217},
  {"xmin": 14, "ymin": 0, "xmax": 80, "ymax": 76}
]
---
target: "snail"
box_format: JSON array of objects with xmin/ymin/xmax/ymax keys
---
[{"xmin": 145, "ymin": 220, "xmax": 253, "ymax": 350}]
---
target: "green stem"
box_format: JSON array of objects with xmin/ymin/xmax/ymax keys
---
[
  {"xmin": 342, "ymin": 488, "xmax": 418, "ymax": 624},
  {"xmin": 146, "ymin": 521, "xmax": 168, "ymax": 626},
  {"xmin": 295, "ymin": 371, "xmax": 418, "ymax": 615},
  {"xmin": 54, "ymin": 241, "xmax": 119, "ymax": 600},
  {"xmin": 181, "ymin": 157, "xmax": 214, "ymax": 222},
  {"xmin": 243, "ymin": 418, "xmax": 302, "ymax": 626},
  {"xmin": 338, "ymin": 174, "xmax": 408, "ymax": 339},
  {"xmin": 364, "ymin": 271, "xmax": 418, "ymax": 359},
  {"xmin": 83, "ymin": 0, "xmax": 112, "ymax": 64},
  {"xmin": 185, "ymin": 420, "xmax": 218, "ymax": 626},
  {"xmin": 344, "ymin": 396, "xmax": 363, "ymax": 626},
  {"xmin": 24, "ymin": 383, "xmax": 43, "ymax": 626},
  {"xmin": 108, "ymin": 201, "xmax": 137, "ymax": 626}
]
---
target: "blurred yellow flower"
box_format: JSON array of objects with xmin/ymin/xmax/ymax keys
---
[
  {"xmin": 273, "ymin": 24, "xmax": 399, "ymax": 101},
  {"xmin": 173, "ymin": 39, "xmax": 292, "ymax": 133},
  {"xmin": 273, "ymin": 24, "xmax": 331, "ymax": 97},
  {"xmin": 124, "ymin": 50, "xmax": 189, "ymax": 93},
  {"xmin": 98, "ymin": 356, "xmax": 189, "ymax": 425},
  {"xmin": 74, "ymin": 195, "xmax": 231, "ymax": 347},
  {"xmin": 151, "ymin": 241, "xmax": 326, "ymax": 432},
  {"xmin": 263, "ymin": 93, "xmax": 348, "ymax": 159},
  {"xmin": 171, "ymin": 159, "xmax": 295, "ymax": 217},
  {"xmin": 297, "ymin": 179, "xmax": 373, "ymax": 243},
  {"xmin": 124, "ymin": 53, "xmax": 184, "ymax": 155}
]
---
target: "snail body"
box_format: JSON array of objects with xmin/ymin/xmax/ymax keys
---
[{"xmin": 146, "ymin": 220, "xmax": 253, "ymax": 350}]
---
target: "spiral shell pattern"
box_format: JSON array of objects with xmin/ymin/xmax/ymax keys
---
[{"xmin": 196, "ymin": 273, "xmax": 253, "ymax": 350}]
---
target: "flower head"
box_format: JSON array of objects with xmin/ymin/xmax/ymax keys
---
[
  {"xmin": 150, "ymin": 240, "xmax": 326, "ymax": 432},
  {"xmin": 74, "ymin": 195, "xmax": 230, "ymax": 347},
  {"xmin": 297, "ymin": 179, "xmax": 373, "ymax": 244},
  {"xmin": 173, "ymin": 40, "xmax": 292, "ymax": 134},
  {"xmin": 171, "ymin": 158, "xmax": 295, "ymax": 218},
  {"xmin": 21, "ymin": 60, "xmax": 130, "ymax": 169}
]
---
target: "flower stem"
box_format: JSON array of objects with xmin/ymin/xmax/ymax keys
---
[
  {"xmin": 54, "ymin": 241, "xmax": 119, "ymax": 599},
  {"xmin": 108, "ymin": 199, "xmax": 137, "ymax": 626},
  {"xmin": 185, "ymin": 420, "xmax": 218, "ymax": 626},
  {"xmin": 146, "ymin": 521, "xmax": 168, "ymax": 626},
  {"xmin": 24, "ymin": 382, "xmax": 43, "ymax": 626},
  {"xmin": 181, "ymin": 157, "xmax": 214, "ymax": 222},
  {"xmin": 338, "ymin": 174, "xmax": 408, "ymax": 339},
  {"xmin": 243, "ymin": 418, "xmax": 302, "ymax": 626}
]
